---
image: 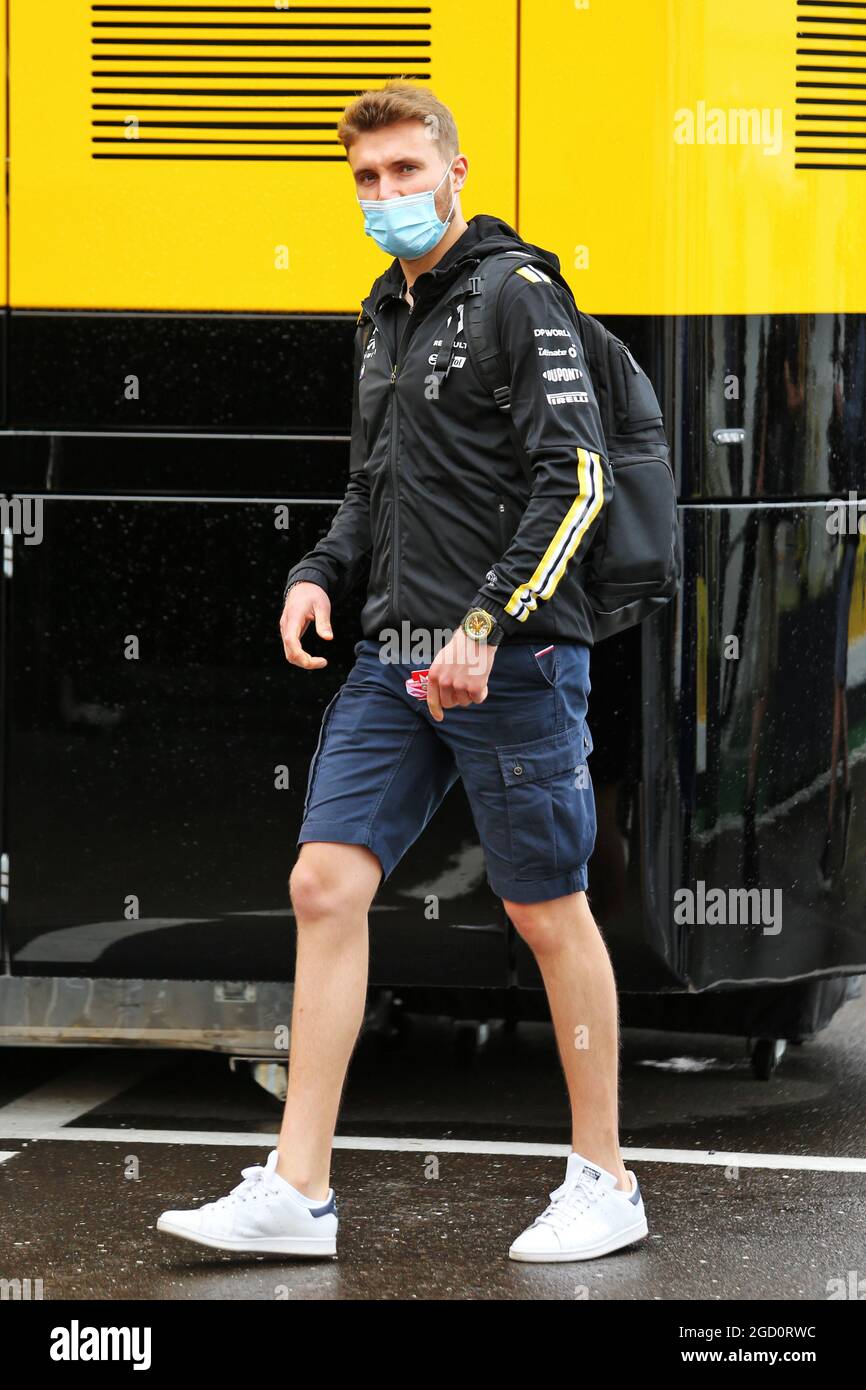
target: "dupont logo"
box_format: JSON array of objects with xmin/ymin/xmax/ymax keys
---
[{"xmin": 543, "ymin": 367, "xmax": 583, "ymax": 383}]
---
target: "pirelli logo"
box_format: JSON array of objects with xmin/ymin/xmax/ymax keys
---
[{"xmin": 546, "ymin": 390, "xmax": 589, "ymax": 405}]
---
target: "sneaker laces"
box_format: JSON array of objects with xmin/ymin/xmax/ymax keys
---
[
  {"xmin": 202, "ymin": 1160, "xmax": 275, "ymax": 1214},
  {"xmin": 532, "ymin": 1171, "xmax": 606, "ymax": 1232}
]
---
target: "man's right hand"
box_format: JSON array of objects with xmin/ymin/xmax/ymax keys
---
[{"xmin": 279, "ymin": 581, "xmax": 334, "ymax": 669}]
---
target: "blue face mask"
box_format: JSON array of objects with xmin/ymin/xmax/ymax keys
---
[{"xmin": 358, "ymin": 159, "xmax": 457, "ymax": 259}]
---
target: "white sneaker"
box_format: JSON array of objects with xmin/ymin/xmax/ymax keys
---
[
  {"xmin": 509, "ymin": 1151, "xmax": 648, "ymax": 1262},
  {"xmin": 157, "ymin": 1150, "xmax": 338, "ymax": 1258}
]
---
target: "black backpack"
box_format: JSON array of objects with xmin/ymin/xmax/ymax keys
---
[{"xmin": 431, "ymin": 250, "xmax": 682, "ymax": 642}]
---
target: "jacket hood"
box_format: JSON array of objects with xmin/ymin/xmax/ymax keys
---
[{"xmin": 364, "ymin": 213, "xmax": 562, "ymax": 313}]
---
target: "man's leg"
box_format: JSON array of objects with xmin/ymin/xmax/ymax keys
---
[
  {"xmin": 502, "ymin": 888, "xmax": 630, "ymax": 1192},
  {"xmin": 276, "ymin": 840, "xmax": 383, "ymax": 1200},
  {"xmin": 277, "ymin": 639, "xmax": 459, "ymax": 1199},
  {"xmin": 422, "ymin": 642, "xmax": 625, "ymax": 1180}
]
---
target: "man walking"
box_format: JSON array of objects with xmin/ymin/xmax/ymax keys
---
[{"xmin": 158, "ymin": 80, "xmax": 647, "ymax": 1264}]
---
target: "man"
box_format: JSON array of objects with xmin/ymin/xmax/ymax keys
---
[{"xmin": 157, "ymin": 81, "xmax": 647, "ymax": 1264}]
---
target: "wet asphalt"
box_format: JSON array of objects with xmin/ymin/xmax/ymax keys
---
[{"xmin": 0, "ymin": 990, "xmax": 864, "ymax": 1302}]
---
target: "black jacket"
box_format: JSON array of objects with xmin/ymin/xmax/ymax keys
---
[{"xmin": 283, "ymin": 213, "xmax": 612, "ymax": 648}]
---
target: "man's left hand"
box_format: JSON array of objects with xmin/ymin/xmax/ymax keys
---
[{"xmin": 426, "ymin": 629, "xmax": 498, "ymax": 722}]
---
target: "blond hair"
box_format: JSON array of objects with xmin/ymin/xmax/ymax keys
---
[{"xmin": 337, "ymin": 80, "xmax": 459, "ymax": 163}]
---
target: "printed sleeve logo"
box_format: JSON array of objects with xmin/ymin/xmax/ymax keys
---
[
  {"xmin": 542, "ymin": 367, "xmax": 583, "ymax": 383},
  {"xmin": 360, "ymin": 328, "xmax": 378, "ymax": 379}
]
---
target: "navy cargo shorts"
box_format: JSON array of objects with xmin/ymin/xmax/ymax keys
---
[{"xmin": 295, "ymin": 638, "xmax": 596, "ymax": 904}]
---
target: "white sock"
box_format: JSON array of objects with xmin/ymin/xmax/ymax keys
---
[{"xmin": 276, "ymin": 1176, "xmax": 331, "ymax": 1206}]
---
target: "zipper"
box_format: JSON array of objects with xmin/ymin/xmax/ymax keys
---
[
  {"xmin": 357, "ymin": 265, "xmax": 480, "ymax": 622},
  {"xmin": 359, "ymin": 297, "xmax": 419, "ymax": 623},
  {"xmin": 495, "ymin": 494, "xmax": 507, "ymax": 551}
]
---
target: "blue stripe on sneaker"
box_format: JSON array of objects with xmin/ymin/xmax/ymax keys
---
[
  {"xmin": 629, "ymin": 1180, "xmax": 641, "ymax": 1205},
  {"xmin": 310, "ymin": 1193, "xmax": 337, "ymax": 1217}
]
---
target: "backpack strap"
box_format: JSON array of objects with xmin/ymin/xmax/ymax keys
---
[
  {"xmin": 459, "ymin": 255, "xmax": 550, "ymax": 486},
  {"xmin": 461, "ymin": 252, "xmax": 604, "ymax": 479},
  {"xmin": 425, "ymin": 278, "xmax": 478, "ymax": 389},
  {"xmin": 424, "ymin": 253, "xmax": 628, "ymax": 471},
  {"xmin": 464, "ymin": 253, "xmax": 646, "ymax": 443},
  {"xmin": 573, "ymin": 309, "xmax": 615, "ymax": 438}
]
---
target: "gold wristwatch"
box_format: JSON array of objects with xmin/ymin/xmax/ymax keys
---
[{"xmin": 461, "ymin": 608, "xmax": 505, "ymax": 646}]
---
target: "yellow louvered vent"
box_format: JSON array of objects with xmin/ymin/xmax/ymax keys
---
[
  {"xmin": 14, "ymin": 0, "xmax": 510, "ymax": 310},
  {"xmin": 796, "ymin": 0, "xmax": 866, "ymax": 170},
  {"xmin": 90, "ymin": 2, "xmax": 433, "ymax": 160}
]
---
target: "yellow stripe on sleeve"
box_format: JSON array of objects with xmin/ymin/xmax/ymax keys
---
[{"xmin": 502, "ymin": 448, "xmax": 605, "ymax": 622}]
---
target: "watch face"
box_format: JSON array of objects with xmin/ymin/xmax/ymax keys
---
[{"xmin": 464, "ymin": 609, "xmax": 494, "ymax": 639}]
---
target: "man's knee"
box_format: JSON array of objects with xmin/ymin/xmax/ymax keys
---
[
  {"xmin": 289, "ymin": 841, "xmax": 382, "ymax": 923},
  {"xmin": 502, "ymin": 891, "xmax": 590, "ymax": 949},
  {"xmin": 503, "ymin": 898, "xmax": 553, "ymax": 948}
]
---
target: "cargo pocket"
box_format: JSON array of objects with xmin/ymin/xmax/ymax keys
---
[{"xmin": 496, "ymin": 720, "xmax": 596, "ymax": 881}]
